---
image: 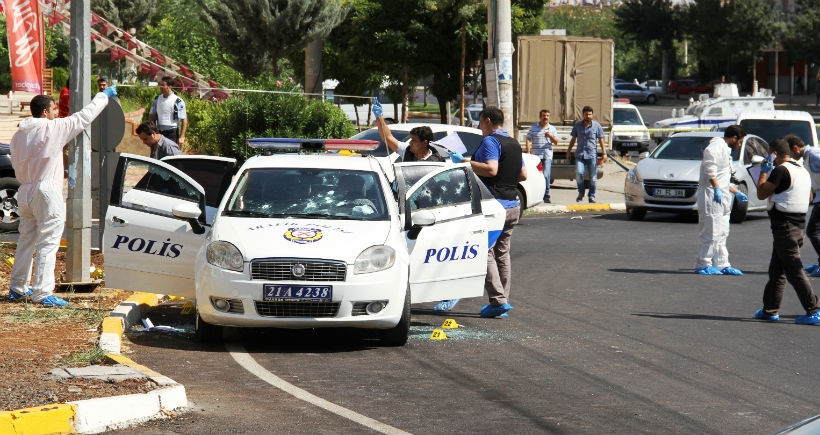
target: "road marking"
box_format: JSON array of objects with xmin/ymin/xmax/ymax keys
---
[{"xmin": 226, "ymin": 342, "xmax": 412, "ymax": 435}]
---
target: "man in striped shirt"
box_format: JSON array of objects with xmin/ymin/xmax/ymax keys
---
[{"xmin": 525, "ymin": 109, "xmax": 559, "ymax": 203}]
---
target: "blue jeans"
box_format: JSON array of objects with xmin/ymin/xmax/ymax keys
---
[
  {"xmin": 541, "ymin": 157, "xmax": 552, "ymax": 199},
  {"xmin": 575, "ymin": 157, "xmax": 597, "ymax": 199}
]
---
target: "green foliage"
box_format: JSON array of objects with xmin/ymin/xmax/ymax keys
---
[
  {"xmin": 91, "ymin": 0, "xmax": 158, "ymax": 35},
  {"xmin": 184, "ymin": 74, "xmax": 354, "ymax": 163},
  {"xmin": 197, "ymin": 0, "xmax": 350, "ymax": 78},
  {"xmin": 781, "ymin": 0, "xmax": 820, "ymax": 66},
  {"xmin": 60, "ymin": 345, "xmax": 106, "ymax": 366}
]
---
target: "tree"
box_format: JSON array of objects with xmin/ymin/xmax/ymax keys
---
[
  {"xmin": 782, "ymin": 0, "xmax": 820, "ymax": 68},
  {"xmin": 686, "ymin": 0, "xmax": 782, "ymax": 85},
  {"xmin": 197, "ymin": 0, "xmax": 349, "ymax": 78},
  {"xmin": 91, "ymin": 0, "xmax": 158, "ymax": 34},
  {"xmin": 614, "ymin": 0, "xmax": 684, "ymax": 93}
]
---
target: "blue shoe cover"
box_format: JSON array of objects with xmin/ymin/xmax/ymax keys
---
[
  {"xmin": 433, "ymin": 299, "xmax": 460, "ymax": 312},
  {"xmin": 754, "ymin": 308, "xmax": 779, "ymax": 322},
  {"xmin": 39, "ymin": 295, "xmax": 68, "ymax": 307},
  {"xmin": 811, "ymin": 268, "xmax": 820, "ymax": 278},
  {"xmin": 480, "ymin": 303, "xmax": 512, "ymax": 318},
  {"xmin": 721, "ymin": 267, "xmax": 743, "ymax": 276},
  {"xmin": 805, "ymin": 264, "xmax": 820, "ymax": 274},
  {"xmin": 795, "ymin": 311, "xmax": 820, "ymax": 325},
  {"xmin": 695, "ymin": 267, "xmax": 722, "ymax": 275},
  {"xmin": 499, "ymin": 312, "xmax": 509, "ymax": 317},
  {"xmin": 8, "ymin": 288, "xmax": 32, "ymax": 301}
]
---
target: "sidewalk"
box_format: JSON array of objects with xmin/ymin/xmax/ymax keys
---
[
  {"xmin": 531, "ymin": 157, "xmax": 631, "ymax": 214},
  {"xmin": 0, "ymin": 293, "xmax": 186, "ymax": 435}
]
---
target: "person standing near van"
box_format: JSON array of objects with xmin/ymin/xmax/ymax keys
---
[
  {"xmin": 525, "ymin": 109, "xmax": 558, "ymax": 203},
  {"xmin": 149, "ymin": 76, "xmax": 187, "ymax": 147}
]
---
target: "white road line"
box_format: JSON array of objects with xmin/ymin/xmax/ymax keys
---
[{"xmin": 226, "ymin": 342, "xmax": 412, "ymax": 435}]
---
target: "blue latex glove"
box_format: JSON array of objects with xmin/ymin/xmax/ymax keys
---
[
  {"xmin": 713, "ymin": 187, "xmax": 723, "ymax": 203},
  {"xmin": 102, "ymin": 85, "xmax": 117, "ymax": 98},
  {"xmin": 372, "ymin": 97, "xmax": 383, "ymax": 119},
  {"xmin": 448, "ymin": 151, "xmax": 464, "ymax": 163},
  {"xmin": 735, "ymin": 191, "xmax": 748, "ymax": 203},
  {"xmin": 760, "ymin": 155, "xmax": 774, "ymax": 174}
]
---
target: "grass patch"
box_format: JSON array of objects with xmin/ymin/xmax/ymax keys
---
[
  {"xmin": 60, "ymin": 345, "xmax": 106, "ymax": 366},
  {"xmin": 408, "ymin": 103, "xmax": 445, "ymax": 116},
  {"xmin": 6, "ymin": 305, "xmax": 108, "ymax": 325}
]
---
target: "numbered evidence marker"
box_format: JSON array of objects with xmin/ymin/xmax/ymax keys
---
[
  {"xmin": 441, "ymin": 318, "xmax": 460, "ymax": 329},
  {"xmin": 429, "ymin": 329, "xmax": 448, "ymax": 340}
]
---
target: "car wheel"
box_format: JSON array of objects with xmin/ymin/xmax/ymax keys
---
[
  {"xmin": 730, "ymin": 184, "xmax": 749, "ymax": 223},
  {"xmin": 646, "ymin": 95, "xmax": 657, "ymax": 105},
  {"xmin": 379, "ymin": 285, "xmax": 410, "ymax": 346},
  {"xmin": 515, "ymin": 186, "xmax": 527, "ymax": 218},
  {"xmin": 0, "ymin": 177, "xmax": 21, "ymax": 232},
  {"xmin": 195, "ymin": 313, "xmax": 223, "ymax": 343},
  {"xmin": 626, "ymin": 206, "xmax": 646, "ymax": 221}
]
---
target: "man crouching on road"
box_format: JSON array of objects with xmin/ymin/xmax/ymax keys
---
[{"xmin": 7, "ymin": 86, "xmax": 118, "ymax": 306}]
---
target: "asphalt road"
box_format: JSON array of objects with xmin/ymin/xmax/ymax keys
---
[{"xmin": 110, "ymin": 209, "xmax": 820, "ymax": 435}]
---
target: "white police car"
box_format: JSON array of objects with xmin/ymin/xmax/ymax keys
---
[{"xmin": 102, "ymin": 139, "xmax": 505, "ymax": 345}]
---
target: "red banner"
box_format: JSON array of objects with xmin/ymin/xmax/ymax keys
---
[{"xmin": 5, "ymin": 0, "xmax": 44, "ymax": 94}]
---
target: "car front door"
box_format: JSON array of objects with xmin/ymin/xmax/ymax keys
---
[
  {"xmin": 394, "ymin": 163, "xmax": 489, "ymax": 303},
  {"xmin": 102, "ymin": 154, "xmax": 230, "ymax": 298}
]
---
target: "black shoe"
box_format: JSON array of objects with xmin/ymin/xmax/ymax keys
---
[
  {"xmin": 589, "ymin": 198, "xmax": 596, "ymax": 203},
  {"xmin": 543, "ymin": 198, "xmax": 551, "ymax": 204},
  {"xmin": 576, "ymin": 195, "xmax": 583, "ymax": 202}
]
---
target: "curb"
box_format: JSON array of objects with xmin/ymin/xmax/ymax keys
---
[
  {"xmin": 0, "ymin": 293, "xmax": 187, "ymax": 435},
  {"xmin": 532, "ymin": 202, "xmax": 626, "ymax": 214}
]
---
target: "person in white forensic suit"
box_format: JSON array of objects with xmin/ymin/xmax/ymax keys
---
[
  {"xmin": 695, "ymin": 124, "xmax": 748, "ymax": 275},
  {"xmin": 7, "ymin": 86, "xmax": 117, "ymax": 306}
]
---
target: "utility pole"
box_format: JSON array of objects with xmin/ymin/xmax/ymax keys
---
[
  {"xmin": 65, "ymin": 0, "xmax": 92, "ymax": 283},
  {"xmin": 488, "ymin": 0, "xmax": 514, "ymax": 133}
]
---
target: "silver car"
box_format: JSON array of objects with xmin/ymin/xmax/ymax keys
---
[{"xmin": 624, "ymin": 132, "xmax": 770, "ymax": 222}]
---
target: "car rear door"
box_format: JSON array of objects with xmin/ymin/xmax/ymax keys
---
[
  {"xmin": 102, "ymin": 154, "xmax": 231, "ymax": 298},
  {"xmin": 394, "ymin": 163, "xmax": 490, "ymax": 303}
]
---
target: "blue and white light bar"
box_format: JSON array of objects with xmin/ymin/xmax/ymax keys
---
[{"xmin": 247, "ymin": 138, "xmax": 380, "ymax": 152}]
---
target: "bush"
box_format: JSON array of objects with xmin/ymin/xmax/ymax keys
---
[{"xmin": 184, "ymin": 74, "xmax": 355, "ymax": 164}]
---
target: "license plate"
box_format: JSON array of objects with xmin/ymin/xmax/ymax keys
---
[
  {"xmin": 621, "ymin": 142, "xmax": 638, "ymax": 148},
  {"xmin": 654, "ymin": 188, "xmax": 686, "ymax": 198},
  {"xmin": 263, "ymin": 284, "xmax": 332, "ymax": 301}
]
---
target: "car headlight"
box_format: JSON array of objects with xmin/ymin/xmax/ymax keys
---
[
  {"xmin": 354, "ymin": 245, "xmax": 396, "ymax": 274},
  {"xmin": 640, "ymin": 132, "xmax": 650, "ymax": 141},
  {"xmin": 206, "ymin": 241, "xmax": 244, "ymax": 272},
  {"xmin": 626, "ymin": 168, "xmax": 640, "ymax": 184}
]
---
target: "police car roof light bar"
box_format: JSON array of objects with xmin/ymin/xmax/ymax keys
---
[{"xmin": 247, "ymin": 138, "xmax": 379, "ymax": 153}]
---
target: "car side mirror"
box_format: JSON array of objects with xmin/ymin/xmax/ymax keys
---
[
  {"xmin": 172, "ymin": 202, "xmax": 206, "ymax": 235},
  {"xmin": 407, "ymin": 209, "xmax": 436, "ymax": 240}
]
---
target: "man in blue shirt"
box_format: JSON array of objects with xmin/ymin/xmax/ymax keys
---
[
  {"xmin": 566, "ymin": 106, "xmax": 608, "ymax": 203},
  {"xmin": 526, "ymin": 109, "xmax": 559, "ymax": 203},
  {"xmin": 444, "ymin": 106, "xmax": 526, "ymax": 317}
]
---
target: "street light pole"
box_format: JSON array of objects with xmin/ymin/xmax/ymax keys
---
[{"xmin": 65, "ymin": 0, "xmax": 92, "ymax": 283}]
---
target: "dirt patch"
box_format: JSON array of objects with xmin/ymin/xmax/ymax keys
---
[{"xmin": 0, "ymin": 245, "xmax": 158, "ymax": 411}]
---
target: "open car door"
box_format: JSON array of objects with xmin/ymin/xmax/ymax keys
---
[
  {"xmin": 394, "ymin": 163, "xmax": 492, "ymax": 303},
  {"xmin": 102, "ymin": 154, "xmax": 232, "ymax": 298}
]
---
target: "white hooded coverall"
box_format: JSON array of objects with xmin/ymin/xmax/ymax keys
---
[
  {"xmin": 9, "ymin": 93, "xmax": 109, "ymax": 302},
  {"xmin": 695, "ymin": 136, "xmax": 735, "ymax": 270}
]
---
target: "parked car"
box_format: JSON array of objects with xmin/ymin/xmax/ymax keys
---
[
  {"xmin": 624, "ymin": 131, "xmax": 770, "ymax": 222},
  {"xmin": 450, "ymin": 104, "xmax": 482, "ymax": 128},
  {"xmin": 640, "ymin": 79, "xmax": 663, "ymax": 94},
  {"xmin": 668, "ymin": 79, "xmax": 712, "ymax": 98},
  {"xmin": 610, "ymin": 102, "xmax": 652, "ymax": 155},
  {"xmin": 350, "ymin": 123, "xmax": 547, "ymax": 214},
  {"xmin": 0, "ymin": 143, "xmax": 20, "ymax": 232},
  {"xmin": 102, "ymin": 139, "xmax": 507, "ymax": 344},
  {"xmin": 613, "ymin": 83, "xmax": 657, "ymax": 104}
]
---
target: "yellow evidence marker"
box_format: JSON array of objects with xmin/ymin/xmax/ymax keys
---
[
  {"xmin": 430, "ymin": 329, "xmax": 448, "ymax": 340},
  {"xmin": 441, "ymin": 318, "xmax": 460, "ymax": 329}
]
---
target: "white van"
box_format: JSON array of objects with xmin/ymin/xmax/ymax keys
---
[{"xmin": 735, "ymin": 110, "xmax": 818, "ymax": 148}]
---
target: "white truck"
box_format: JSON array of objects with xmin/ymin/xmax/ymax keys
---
[
  {"xmin": 734, "ymin": 109, "xmax": 818, "ymax": 148},
  {"xmin": 652, "ymin": 83, "xmax": 775, "ymax": 141}
]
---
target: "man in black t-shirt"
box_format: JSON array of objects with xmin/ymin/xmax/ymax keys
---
[{"xmin": 754, "ymin": 136, "xmax": 820, "ymax": 325}]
